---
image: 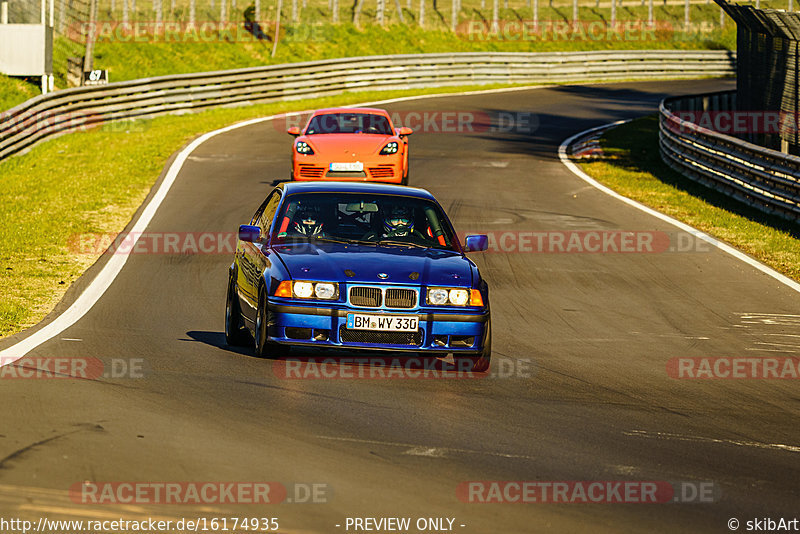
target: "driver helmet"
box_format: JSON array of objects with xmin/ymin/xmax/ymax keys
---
[
  {"xmin": 383, "ymin": 206, "xmax": 414, "ymax": 236},
  {"xmin": 293, "ymin": 205, "xmax": 324, "ymax": 236}
]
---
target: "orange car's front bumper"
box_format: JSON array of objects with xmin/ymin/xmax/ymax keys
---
[{"xmin": 292, "ymin": 158, "xmax": 404, "ymax": 183}]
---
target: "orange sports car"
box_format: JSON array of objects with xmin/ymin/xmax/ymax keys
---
[{"xmin": 287, "ymin": 108, "xmax": 412, "ymax": 185}]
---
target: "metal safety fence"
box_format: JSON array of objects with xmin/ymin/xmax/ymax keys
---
[{"xmin": 660, "ymin": 89, "xmax": 800, "ymax": 222}]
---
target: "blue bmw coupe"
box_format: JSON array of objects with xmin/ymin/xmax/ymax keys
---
[{"xmin": 225, "ymin": 181, "xmax": 491, "ymax": 371}]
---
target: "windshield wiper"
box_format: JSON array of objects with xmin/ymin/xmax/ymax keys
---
[
  {"xmin": 312, "ymin": 236, "xmax": 379, "ymax": 246},
  {"xmin": 342, "ymin": 238, "xmax": 378, "ymax": 246},
  {"xmin": 309, "ymin": 236, "xmax": 351, "ymax": 245},
  {"xmin": 376, "ymin": 239, "xmax": 428, "ymax": 249}
]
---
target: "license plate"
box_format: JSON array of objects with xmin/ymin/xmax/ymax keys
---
[
  {"xmin": 330, "ymin": 162, "xmax": 363, "ymax": 172},
  {"xmin": 346, "ymin": 314, "xmax": 418, "ymax": 332}
]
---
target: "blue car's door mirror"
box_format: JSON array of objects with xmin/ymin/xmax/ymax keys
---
[
  {"xmin": 238, "ymin": 224, "xmax": 261, "ymax": 243},
  {"xmin": 464, "ymin": 235, "xmax": 488, "ymax": 252}
]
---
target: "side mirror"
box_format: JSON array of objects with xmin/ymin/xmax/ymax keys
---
[
  {"xmin": 397, "ymin": 126, "xmax": 413, "ymax": 136},
  {"xmin": 464, "ymin": 235, "xmax": 488, "ymax": 252},
  {"xmin": 287, "ymin": 126, "xmax": 301, "ymax": 136},
  {"xmin": 238, "ymin": 224, "xmax": 261, "ymax": 243}
]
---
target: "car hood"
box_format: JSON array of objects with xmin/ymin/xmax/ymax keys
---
[
  {"xmin": 274, "ymin": 242, "xmax": 473, "ymax": 287},
  {"xmin": 300, "ymin": 134, "xmax": 394, "ymax": 159}
]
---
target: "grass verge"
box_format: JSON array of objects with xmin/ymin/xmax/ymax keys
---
[
  {"xmin": 86, "ymin": 21, "xmax": 734, "ymax": 84},
  {"xmin": 0, "ymin": 83, "xmax": 522, "ymax": 339},
  {"xmin": 0, "ymin": 75, "xmax": 42, "ymax": 112},
  {"xmin": 580, "ymin": 115, "xmax": 800, "ymax": 282}
]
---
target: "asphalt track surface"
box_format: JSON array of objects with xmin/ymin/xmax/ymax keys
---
[{"xmin": 3, "ymin": 78, "xmax": 800, "ymax": 533}]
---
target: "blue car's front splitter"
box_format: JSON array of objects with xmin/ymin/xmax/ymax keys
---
[{"xmin": 266, "ymin": 301, "xmax": 489, "ymax": 354}]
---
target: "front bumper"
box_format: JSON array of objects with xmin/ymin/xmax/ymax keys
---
[
  {"xmin": 293, "ymin": 160, "xmax": 403, "ymax": 183},
  {"xmin": 267, "ymin": 301, "xmax": 488, "ymax": 354}
]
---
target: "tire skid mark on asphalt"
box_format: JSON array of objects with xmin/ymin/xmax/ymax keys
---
[
  {"xmin": 623, "ymin": 429, "xmax": 800, "ymax": 454},
  {"xmin": 402, "ymin": 447, "xmax": 449, "ymax": 458},
  {"xmin": 732, "ymin": 312, "xmax": 800, "ymax": 354},
  {"xmin": 607, "ymin": 464, "xmax": 640, "ymax": 476},
  {"xmin": 0, "ymin": 428, "xmax": 86, "ymax": 470},
  {"xmin": 755, "ymin": 341, "xmax": 800, "ymax": 352},
  {"xmin": 315, "ymin": 435, "xmax": 536, "ymax": 460}
]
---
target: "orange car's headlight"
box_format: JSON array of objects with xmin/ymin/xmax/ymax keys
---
[
  {"xmin": 379, "ymin": 142, "xmax": 399, "ymax": 155},
  {"xmin": 296, "ymin": 141, "xmax": 314, "ymax": 155}
]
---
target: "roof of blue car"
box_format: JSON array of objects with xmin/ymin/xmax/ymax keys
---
[{"xmin": 282, "ymin": 181, "xmax": 435, "ymax": 200}]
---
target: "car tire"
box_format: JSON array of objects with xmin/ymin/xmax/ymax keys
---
[
  {"xmin": 254, "ymin": 284, "xmax": 289, "ymax": 359},
  {"xmin": 225, "ymin": 274, "xmax": 249, "ymax": 346},
  {"xmin": 401, "ymin": 167, "xmax": 409, "ymax": 186},
  {"xmin": 458, "ymin": 318, "xmax": 491, "ymax": 373}
]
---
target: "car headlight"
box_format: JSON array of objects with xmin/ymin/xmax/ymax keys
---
[
  {"xmin": 427, "ymin": 288, "xmax": 449, "ymax": 305},
  {"xmin": 291, "ymin": 281, "xmax": 338, "ymax": 300},
  {"xmin": 449, "ymin": 289, "xmax": 469, "ymax": 306},
  {"xmin": 274, "ymin": 281, "xmax": 339, "ymax": 299},
  {"xmin": 427, "ymin": 287, "xmax": 483, "ymax": 306},
  {"xmin": 293, "ymin": 281, "xmax": 314, "ymax": 298},
  {"xmin": 314, "ymin": 283, "xmax": 336, "ymax": 299},
  {"xmin": 296, "ymin": 141, "xmax": 314, "ymax": 155},
  {"xmin": 379, "ymin": 142, "xmax": 399, "ymax": 155}
]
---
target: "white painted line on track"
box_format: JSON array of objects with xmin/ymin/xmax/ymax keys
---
[
  {"xmin": 624, "ymin": 429, "xmax": 800, "ymax": 454},
  {"xmin": 558, "ymin": 121, "xmax": 800, "ymax": 295},
  {"xmin": 0, "ymin": 84, "xmax": 547, "ymax": 368}
]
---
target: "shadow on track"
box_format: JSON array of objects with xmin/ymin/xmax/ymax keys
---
[{"xmin": 185, "ymin": 330, "xmax": 254, "ymax": 356}]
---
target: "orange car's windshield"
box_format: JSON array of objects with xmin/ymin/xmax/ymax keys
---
[{"xmin": 305, "ymin": 113, "xmax": 393, "ymax": 135}]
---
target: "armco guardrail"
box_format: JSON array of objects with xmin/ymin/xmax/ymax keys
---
[
  {"xmin": 660, "ymin": 90, "xmax": 800, "ymax": 223},
  {"xmin": 1, "ymin": 50, "xmax": 735, "ymax": 161}
]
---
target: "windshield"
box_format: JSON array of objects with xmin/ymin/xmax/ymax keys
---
[
  {"xmin": 305, "ymin": 113, "xmax": 393, "ymax": 135},
  {"xmin": 272, "ymin": 193, "xmax": 459, "ymax": 251}
]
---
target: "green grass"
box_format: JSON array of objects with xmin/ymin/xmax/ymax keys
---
[
  {"xmin": 0, "ymin": 83, "xmax": 519, "ymax": 338},
  {"xmin": 86, "ymin": 22, "xmax": 734, "ymax": 82},
  {"xmin": 580, "ymin": 115, "xmax": 800, "ymax": 281},
  {"xmin": 85, "ymin": 20, "xmax": 735, "ymax": 83},
  {"xmin": 0, "ymin": 75, "xmax": 42, "ymax": 111}
]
